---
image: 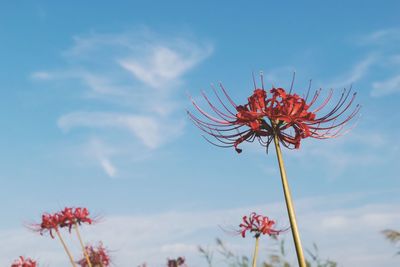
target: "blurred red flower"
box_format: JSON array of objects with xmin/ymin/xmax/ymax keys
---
[
  {"xmin": 59, "ymin": 207, "xmax": 92, "ymax": 232},
  {"xmin": 36, "ymin": 212, "xmax": 62, "ymax": 238},
  {"xmin": 188, "ymin": 74, "xmax": 360, "ymax": 152},
  {"xmin": 77, "ymin": 242, "xmax": 110, "ymax": 267},
  {"xmin": 167, "ymin": 257, "xmax": 186, "ymax": 267},
  {"xmin": 33, "ymin": 207, "xmax": 93, "ymax": 237},
  {"xmin": 10, "ymin": 256, "xmax": 37, "ymax": 267},
  {"xmin": 239, "ymin": 212, "xmax": 284, "ymax": 238}
]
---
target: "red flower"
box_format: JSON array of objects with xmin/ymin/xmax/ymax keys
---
[
  {"xmin": 33, "ymin": 207, "xmax": 93, "ymax": 237},
  {"xmin": 167, "ymin": 257, "xmax": 186, "ymax": 267},
  {"xmin": 239, "ymin": 212, "xmax": 284, "ymax": 238},
  {"xmin": 264, "ymin": 86, "xmax": 359, "ymax": 149},
  {"xmin": 188, "ymin": 83, "xmax": 272, "ymax": 153},
  {"xmin": 58, "ymin": 207, "xmax": 74, "ymax": 230},
  {"xmin": 77, "ymin": 242, "xmax": 111, "ymax": 267},
  {"xmin": 35, "ymin": 212, "xmax": 62, "ymax": 238},
  {"xmin": 11, "ymin": 256, "xmax": 37, "ymax": 267},
  {"xmin": 59, "ymin": 207, "xmax": 92, "ymax": 232},
  {"xmin": 74, "ymin": 207, "xmax": 92, "ymax": 225},
  {"xmin": 188, "ymin": 74, "xmax": 360, "ymax": 152}
]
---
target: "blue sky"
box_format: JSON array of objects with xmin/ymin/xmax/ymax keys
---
[{"xmin": 0, "ymin": 1, "xmax": 400, "ymax": 266}]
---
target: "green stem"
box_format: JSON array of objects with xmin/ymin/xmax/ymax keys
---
[
  {"xmin": 252, "ymin": 236, "xmax": 260, "ymax": 267},
  {"xmin": 55, "ymin": 229, "xmax": 77, "ymax": 267},
  {"xmin": 273, "ymin": 134, "xmax": 306, "ymax": 267},
  {"xmin": 74, "ymin": 223, "xmax": 93, "ymax": 267}
]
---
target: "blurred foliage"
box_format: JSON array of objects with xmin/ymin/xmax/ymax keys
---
[
  {"xmin": 198, "ymin": 244, "xmax": 214, "ymax": 267},
  {"xmin": 199, "ymin": 237, "xmax": 337, "ymax": 267},
  {"xmin": 382, "ymin": 229, "xmax": 400, "ymax": 255}
]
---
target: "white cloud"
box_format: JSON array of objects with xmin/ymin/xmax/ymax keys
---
[
  {"xmin": 31, "ymin": 71, "xmax": 53, "ymax": 80},
  {"xmin": 263, "ymin": 67, "xmax": 297, "ymax": 88},
  {"xmin": 32, "ymin": 30, "xmax": 211, "ymax": 175},
  {"xmin": 354, "ymin": 29, "xmax": 400, "ymax": 97},
  {"xmin": 287, "ymin": 130, "xmax": 388, "ymax": 179},
  {"xmin": 324, "ymin": 54, "xmax": 377, "ymax": 89},
  {"xmin": 86, "ymin": 138, "xmax": 118, "ymax": 178},
  {"xmin": 119, "ymin": 44, "xmax": 212, "ymax": 89},
  {"xmin": 80, "ymin": 72, "xmax": 128, "ymax": 96},
  {"xmin": 160, "ymin": 243, "xmax": 198, "ymax": 254},
  {"xmin": 99, "ymin": 157, "xmax": 117, "ymax": 177},
  {"xmin": 359, "ymin": 28, "xmax": 400, "ymax": 45},
  {"xmin": 321, "ymin": 215, "xmax": 348, "ymax": 230},
  {"xmin": 262, "ymin": 54, "xmax": 376, "ymax": 96},
  {"xmin": 371, "ymin": 74, "xmax": 400, "ymax": 97},
  {"xmin": 1, "ymin": 193, "xmax": 399, "ymax": 267},
  {"xmin": 58, "ymin": 111, "xmax": 184, "ymax": 149}
]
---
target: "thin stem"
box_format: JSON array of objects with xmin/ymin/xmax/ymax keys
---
[
  {"xmin": 55, "ymin": 229, "xmax": 77, "ymax": 267},
  {"xmin": 74, "ymin": 223, "xmax": 93, "ymax": 267},
  {"xmin": 273, "ymin": 133, "xmax": 306, "ymax": 267},
  {"xmin": 252, "ymin": 236, "xmax": 260, "ymax": 267}
]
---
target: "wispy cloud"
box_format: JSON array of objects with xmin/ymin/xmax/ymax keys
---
[
  {"xmin": 284, "ymin": 129, "xmax": 392, "ymax": 180},
  {"xmin": 263, "ymin": 66, "xmax": 297, "ymax": 87},
  {"xmin": 353, "ymin": 28, "xmax": 400, "ymax": 97},
  {"xmin": 32, "ymin": 30, "xmax": 212, "ymax": 176},
  {"xmin": 87, "ymin": 138, "xmax": 118, "ymax": 178},
  {"xmin": 58, "ymin": 111, "xmax": 184, "ymax": 149},
  {"xmin": 324, "ymin": 54, "xmax": 377, "ymax": 89},
  {"xmin": 262, "ymin": 54, "xmax": 376, "ymax": 94},
  {"xmin": 31, "ymin": 71, "xmax": 53, "ymax": 80},
  {"xmin": 119, "ymin": 44, "xmax": 212, "ymax": 89},
  {"xmin": 358, "ymin": 28, "xmax": 400, "ymax": 46},
  {"xmin": 371, "ymin": 74, "xmax": 400, "ymax": 97}
]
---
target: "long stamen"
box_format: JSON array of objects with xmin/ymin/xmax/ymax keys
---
[
  {"xmin": 304, "ymin": 79, "xmax": 312, "ymax": 102},
  {"xmin": 219, "ymin": 83, "xmax": 238, "ymax": 107},
  {"xmin": 252, "ymin": 71, "xmax": 257, "ymax": 90},
  {"xmin": 260, "ymin": 71, "xmax": 265, "ymax": 90},
  {"xmin": 190, "ymin": 99, "xmax": 232, "ymax": 125},
  {"xmin": 289, "ymin": 71, "xmax": 296, "ymax": 94},
  {"xmin": 201, "ymin": 91, "xmax": 236, "ymax": 120},
  {"xmin": 211, "ymin": 84, "xmax": 236, "ymax": 116},
  {"xmin": 307, "ymin": 88, "xmax": 321, "ymax": 107}
]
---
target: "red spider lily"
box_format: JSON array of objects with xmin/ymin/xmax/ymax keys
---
[
  {"xmin": 59, "ymin": 207, "xmax": 92, "ymax": 232},
  {"xmin": 34, "ymin": 212, "xmax": 62, "ymax": 238},
  {"xmin": 77, "ymin": 242, "xmax": 110, "ymax": 267},
  {"xmin": 188, "ymin": 74, "xmax": 360, "ymax": 152},
  {"xmin": 10, "ymin": 256, "xmax": 37, "ymax": 267},
  {"xmin": 239, "ymin": 212, "xmax": 284, "ymax": 238},
  {"xmin": 32, "ymin": 207, "xmax": 93, "ymax": 237},
  {"xmin": 167, "ymin": 257, "xmax": 186, "ymax": 267}
]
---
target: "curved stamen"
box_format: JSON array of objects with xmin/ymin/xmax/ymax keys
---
[
  {"xmin": 219, "ymin": 83, "xmax": 238, "ymax": 107},
  {"xmin": 211, "ymin": 84, "xmax": 236, "ymax": 116},
  {"xmin": 202, "ymin": 91, "xmax": 236, "ymax": 120}
]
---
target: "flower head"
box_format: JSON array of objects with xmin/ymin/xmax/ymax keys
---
[
  {"xmin": 32, "ymin": 207, "xmax": 93, "ymax": 238},
  {"xmin": 11, "ymin": 256, "xmax": 37, "ymax": 267},
  {"xmin": 77, "ymin": 242, "xmax": 110, "ymax": 267},
  {"xmin": 59, "ymin": 207, "xmax": 92, "ymax": 232},
  {"xmin": 239, "ymin": 212, "xmax": 284, "ymax": 238},
  {"xmin": 167, "ymin": 257, "xmax": 186, "ymax": 267},
  {"xmin": 188, "ymin": 73, "xmax": 360, "ymax": 152},
  {"xmin": 35, "ymin": 212, "xmax": 62, "ymax": 238}
]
